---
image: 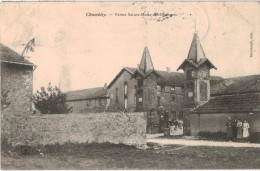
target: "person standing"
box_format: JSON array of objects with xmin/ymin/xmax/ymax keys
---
[
  {"xmin": 232, "ymin": 117, "xmax": 238, "ymax": 139},
  {"xmin": 242, "ymin": 119, "xmax": 250, "ymax": 138},
  {"xmin": 226, "ymin": 117, "xmax": 233, "ymax": 139},
  {"xmin": 236, "ymin": 119, "xmax": 243, "ymax": 139}
]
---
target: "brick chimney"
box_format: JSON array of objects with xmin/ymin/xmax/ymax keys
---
[
  {"xmin": 166, "ymin": 67, "xmax": 170, "ymax": 73},
  {"xmin": 104, "ymin": 83, "xmax": 107, "ymax": 89}
]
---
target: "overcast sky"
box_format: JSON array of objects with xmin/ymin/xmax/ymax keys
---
[{"xmin": 1, "ymin": 2, "xmax": 259, "ymax": 92}]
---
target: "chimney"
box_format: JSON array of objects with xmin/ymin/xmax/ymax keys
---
[
  {"xmin": 166, "ymin": 67, "xmax": 170, "ymax": 73},
  {"xmin": 104, "ymin": 83, "xmax": 107, "ymax": 89},
  {"xmin": 137, "ymin": 64, "xmax": 140, "ymax": 69}
]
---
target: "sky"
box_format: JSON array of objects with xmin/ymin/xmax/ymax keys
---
[{"xmin": 1, "ymin": 2, "xmax": 259, "ymax": 92}]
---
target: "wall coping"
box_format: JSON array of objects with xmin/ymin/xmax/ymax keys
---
[{"xmin": 30, "ymin": 112, "xmax": 146, "ymax": 119}]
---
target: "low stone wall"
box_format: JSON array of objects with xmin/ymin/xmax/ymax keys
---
[{"xmin": 9, "ymin": 112, "xmax": 147, "ymax": 147}]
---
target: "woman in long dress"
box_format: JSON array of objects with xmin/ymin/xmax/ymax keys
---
[
  {"xmin": 226, "ymin": 117, "xmax": 233, "ymax": 139},
  {"xmin": 236, "ymin": 119, "xmax": 243, "ymax": 139},
  {"xmin": 242, "ymin": 120, "xmax": 250, "ymax": 138}
]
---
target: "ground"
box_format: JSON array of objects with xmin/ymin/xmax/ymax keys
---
[{"xmin": 1, "ymin": 141, "xmax": 260, "ymax": 169}]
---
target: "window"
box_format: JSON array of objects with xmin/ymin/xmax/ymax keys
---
[
  {"xmin": 188, "ymin": 91, "xmax": 193, "ymax": 97},
  {"xmin": 161, "ymin": 86, "xmax": 165, "ymax": 91},
  {"xmin": 172, "ymin": 96, "xmax": 175, "ymax": 101},
  {"xmin": 170, "ymin": 86, "xmax": 175, "ymax": 91},
  {"xmin": 134, "ymin": 93, "xmax": 136, "ymax": 106},
  {"xmin": 137, "ymin": 79, "xmax": 143, "ymax": 87},
  {"xmin": 116, "ymin": 88, "xmax": 119, "ymax": 104},
  {"xmin": 157, "ymin": 96, "xmax": 161, "ymax": 106},
  {"xmin": 137, "ymin": 89, "xmax": 143, "ymax": 104},
  {"xmin": 187, "ymin": 70, "xmax": 192, "ymax": 79},
  {"xmin": 98, "ymin": 99, "xmax": 102, "ymax": 106},
  {"xmin": 86, "ymin": 101, "xmax": 90, "ymax": 107},
  {"xmin": 124, "ymin": 82, "xmax": 128, "ymax": 95},
  {"xmin": 107, "ymin": 98, "xmax": 110, "ymax": 106},
  {"xmin": 124, "ymin": 99, "xmax": 128, "ymax": 109}
]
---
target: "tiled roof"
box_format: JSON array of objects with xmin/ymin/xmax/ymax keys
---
[
  {"xmin": 211, "ymin": 75, "xmax": 260, "ymax": 96},
  {"xmin": 109, "ymin": 67, "xmax": 223, "ymax": 88},
  {"xmin": 156, "ymin": 70, "xmax": 186, "ymax": 86},
  {"xmin": 0, "ymin": 43, "xmax": 34, "ymax": 66},
  {"xmin": 191, "ymin": 93, "xmax": 260, "ymax": 114},
  {"xmin": 66, "ymin": 87, "xmax": 108, "ymax": 101}
]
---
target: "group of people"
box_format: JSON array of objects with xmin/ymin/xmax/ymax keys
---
[{"xmin": 226, "ymin": 117, "xmax": 250, "ymax": 140}]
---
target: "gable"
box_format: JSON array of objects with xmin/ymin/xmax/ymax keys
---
[{"xmin": 107, "ymin": 67, "xmax": 136, "ymax": 89}]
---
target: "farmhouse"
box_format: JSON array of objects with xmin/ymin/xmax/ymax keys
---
[
  {"xmin": 1, "ymin": 43, "xmax": 35, "ymax": 115},
  {"xmin": 65, "ymin": 32, "xmax": 259, "ymax": 137},
  {"xmin": 1, "ymin": 43, "xmax": 35, "ymax": 144},
  {"xmin": 66, "ymin": 34, "xmax": 223, "ymax": 122}
]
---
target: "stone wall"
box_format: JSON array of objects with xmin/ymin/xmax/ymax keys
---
[
  {"xmin": 1, "ymin": 63, "xmax": 34, "ymax": 145},
  {"xmin": 14, "ymin": 112, "xmax": 147, "ymax": 147},
  {"xmin": 190, "ymin": 113, "xmax": 260, "ymax": 135}
]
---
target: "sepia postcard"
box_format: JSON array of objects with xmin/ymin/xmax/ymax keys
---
[{"xmin": 1, "ymin": 1, "xmax": 260, "ymax": 170}]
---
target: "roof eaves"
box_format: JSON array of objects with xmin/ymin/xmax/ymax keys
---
[{"xmin": 1, "ymin": 60, "xmax": 35, "ymax": 67}]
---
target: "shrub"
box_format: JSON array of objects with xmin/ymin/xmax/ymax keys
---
[{"xmin": 33, "ymin": 83, "xmax": 72, "ymax": 114}]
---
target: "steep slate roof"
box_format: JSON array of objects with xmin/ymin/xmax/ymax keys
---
[
  {"xmin": 187, "ymin": 33, "xmax": 206, "ymax": 63},
  {"xmin": 177, "ymin": 33, "xmax": 217, "ymax": 71},
  {"xmin": 191, "ymin": 93, "xmax": 260, "ymax": 114},
  {"xmin": 108, "ymin": 66, "xmax": 223, "ymax": 88},
  {"xmin": 0, "ymin": 43, "xmax": 34, "ymax": 66},
  {"xmin": 192, "ymin": 74, "xmax": 260, "ymax": 114},
  {"xmin": 139, "ymin": 46, "xmax": 154, "ymax": 73},
  {"xmin": 66, "ymin": 87, "xmax": 108, "ymax": 101},
  {"xmin": 211, "ymin": 75, "xmax": 260, "ymax": 96}
]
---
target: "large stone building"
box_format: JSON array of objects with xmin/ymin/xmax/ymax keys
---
[
  {"xmin": 65, "ymin": 32, "xmax": 259, "ymax": 138},
  {"xmin": 66, "ymin": 34, "xmax": 222, "ymax": 123},
  {"xmin": 1, "ymin": 43, "xmax": 35, "ymax": 144}
]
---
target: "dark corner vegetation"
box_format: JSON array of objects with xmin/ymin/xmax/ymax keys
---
[
  {"xmin": 33, "ymin": 83, "xmax": 72, "ymax": 114},
  {"xmin": 3, "ymin": 141, "xmax": 137, "ymax": 156}
]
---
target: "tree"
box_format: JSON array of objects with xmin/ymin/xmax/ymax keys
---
[{"xmin": 33, "ymin": 83, "xmax": 72, "ymax": 114}]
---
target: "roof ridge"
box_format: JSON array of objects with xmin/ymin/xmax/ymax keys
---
[
  {"xmin": 223, "ymin": 74, "xmax": 260, "ymax": 80},
  {"xmin": 66, "ymin": 87, "xmax": 105, "ymax": 93}
]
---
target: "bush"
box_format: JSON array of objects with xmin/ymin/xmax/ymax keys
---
[{"xmin": 33, "ymin": 83, "xmax": 72, "ymax": 114}]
